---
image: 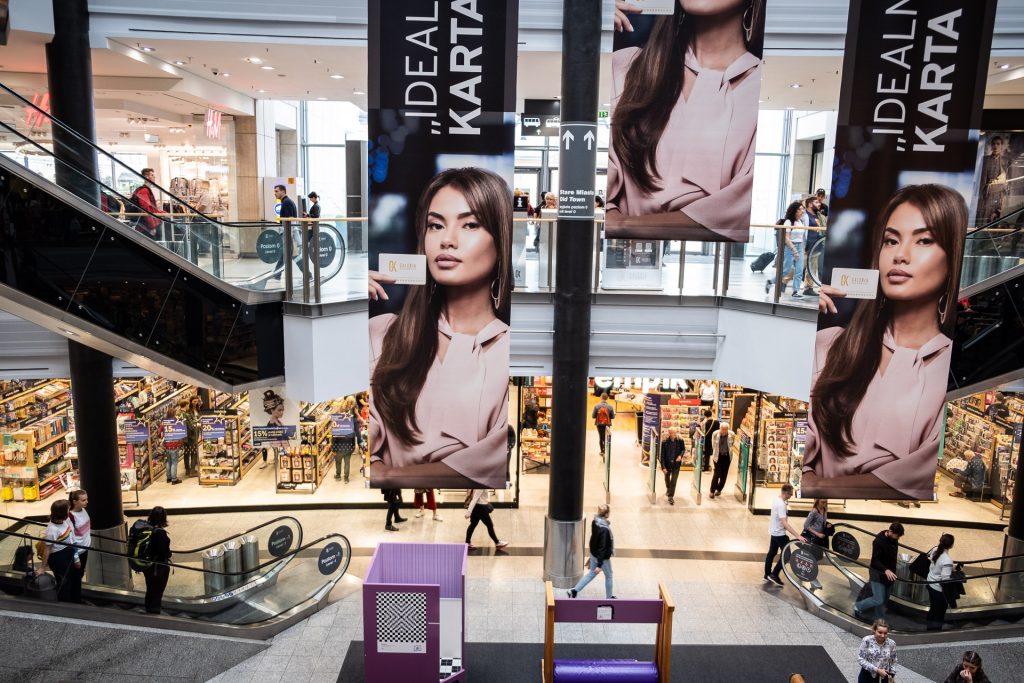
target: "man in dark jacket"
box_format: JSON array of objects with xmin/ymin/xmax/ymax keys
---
[
  {"xmin": 854, "ymin": 522, "xmax": 904, "ymax": 620},
  {"xmin": 568, "ymin": 504, "xmax": 615, "ymax": 599},
  {"xmin": 660, "ymin": 427, "xmax": 686, "ymax": 505},
  {"xmin": 269, "ymin": 184, "xmax": 299, "ymax": 284},
  {"xmin": 701, "ymin": 409, "xmax": 720, "ymax": 472}
]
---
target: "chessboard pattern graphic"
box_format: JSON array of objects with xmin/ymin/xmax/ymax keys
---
[
  {"xmin": 375, "ymin": 591, "xmax": 427, "ymax": 647},
  {"xmin": 440, "ymin": 657, "xmax": 463, "ymax": 680}
]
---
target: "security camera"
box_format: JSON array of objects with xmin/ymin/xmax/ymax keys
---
[{"xmin": 211, "ymin": 68, "xmax": 220, "ymax": 76}]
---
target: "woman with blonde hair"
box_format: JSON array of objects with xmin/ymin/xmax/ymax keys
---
[
  {"xmin": 801, "ymin": 498, "xmax": 831, "ymax": 590},
  {"xmin": 368, "ymin": 167, "xmax": 512, "ymax": 489}
]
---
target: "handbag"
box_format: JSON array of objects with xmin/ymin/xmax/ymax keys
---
[
  {"xmin": 910, "ymin": 552, "xmax": 931, "ymax": 578},
  {"xmin": 856, "ymin": 582, "xmax": 873, "ymax": 602}
]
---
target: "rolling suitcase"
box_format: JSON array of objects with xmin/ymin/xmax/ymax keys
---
[{"xmin": 750, "ymin": 251, "xmax": 776, "ymax": 273}]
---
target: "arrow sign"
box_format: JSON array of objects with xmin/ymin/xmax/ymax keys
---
[
  {"xmin": 557, "ymin": 121, "xmax": 599, "ymax": 221},
  {"xmin": 584, "ymin": 130, "xmax": 595, "ymax": 150},
  {"xmin": 562, "ymin": 129, "xmax": 575, "ymax": 150}
]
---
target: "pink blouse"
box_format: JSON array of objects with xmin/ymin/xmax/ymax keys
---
[
  {"xmin": 368, "ymin": 313, "xmax": 509, "ymax": 488},
  {"xmin": 606, "ymin": 47, "xmax": 761, "ymax": 241},
  {"xmin": 803, "ymin": 327, "xmax": 951, "ymax": 499}
]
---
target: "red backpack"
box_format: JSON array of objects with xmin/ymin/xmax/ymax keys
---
[{"xmin": 595, "ymin": 406, "xmax": 611, "ymax": 426}]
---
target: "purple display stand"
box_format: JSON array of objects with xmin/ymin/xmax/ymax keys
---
[{"xmin": 363, "ymin": 543, "xmax": 468, "ymax": 683}]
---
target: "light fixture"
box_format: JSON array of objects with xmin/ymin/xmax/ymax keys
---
[
  {"xmin": 221, "ymin": 72, "xmax": 231, "ymax": 77},
  {"xmin": 790, "ymin": 83, "xmax": 802, "ymax": 89},
  {"xmin": 317, "ymin": 97, "xmax": 328, "ymax": 101},
  {"xmin": 1000, "ymin": 63, "xmax": 1012, "ymax": 70},
  {"xmin": 554, "ymin": 95, "xmax": 560, "ymax": 99},
  {"xmin": 353, "ymin": 90, "xmax": 366, "ymax": 95},
  {"xmin": 139, "ymin": 46, "xmax": 155, "ymax": 52},
  {"xmin": 258, "ymin": 89, "xmax": 267, "ymax": 93},
  {"xmin": 330, "ymin": 74, "xmax": 345, "ymax": 79},
  {"xmin": 173, "ymin": 60, "xmax": 186, "ymax": 66},
  {"xmin": 261, "ymin": 65, "xmax": 275, "ymax": 70},
  {"xmin": 246, "ymin": 57, "xmax": 263, "ymax": 64}
]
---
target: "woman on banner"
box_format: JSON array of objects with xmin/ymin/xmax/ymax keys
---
[
  {"xmin": 803, "ymin": 184, "xmax": 967, "ymax": 500},
  {"xmin": 367, "ymin": 168, "xmax": 512, "ymax": 489},
  {"xmin": 605, "ymin": 0, "xmax": 765, "ymax": 242}
]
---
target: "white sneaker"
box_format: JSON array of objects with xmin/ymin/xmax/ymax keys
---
[
  {"xmin": 433, "ymin": 514, "xmax": 443, "ymax": 522},
  {"xmin": 415, "ymin": 509, "xmax": 424, "ymax": 518},
  {"xmin": 495, "ymin": 540, "xmax": 509, "ymax": 549}
]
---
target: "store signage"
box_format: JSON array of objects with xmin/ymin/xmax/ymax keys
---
[
  {"xmin": 603, "ymin": 0, "xmax": 766, "ymax": 243},
  {"xmin": 803, "ymin": 0, "xmax": 997, "ymax": 502},
  {"xmin": 558, "ymin": 122, "xmax": 598, "ymax": 221},
  {"xmin": 789, "ymin": 547, "xmax": 819, "ymax": 582},
  {"xmin": 520, "ymin": 99, "xmax": 560, "ymax": 137},
  {"xmin": 205, "ymin": 108, "xmax": 222, "ymax": 140},
  {"xmin": 317, "ymin": 541, "xmax": 344, "ymax": 575},
  {"xmin": 25, "ymin": 92, "xmax": 50, "ymax": 129},
  {"xmin": 331, "ymin": 414, "xmax": 355, "ymax": 437},
  {"xmin": 367, "ymin": 0, "xmax": 518, "ymax": 490},
  {"xmin": 252, "ymin": 425, "xmax": 297, "ymax": 446},
  {"xmin": 832, "ymin": 532, "xmax": 861, "ymax": 561},
  {"xmin": 200, "ymin": 416, "xmax": 226, "ymax": 440},
  {"xmin": 160, "ymin": 418, "xmax": 186, "ymax": 443},
  {"xmin": 316, "ymin": 231, "xmax": 337, "ymax": 268},
  {"xmin": 123, "ymin": 419, "xmax": 149, "ymax": 444},
  {"xmin": 268, "ymin": 525, "xmax": 294, "ymax": 558},
  {"xmin": 256, "ymin": 229, "xmax": 283, "ymax": 264}
]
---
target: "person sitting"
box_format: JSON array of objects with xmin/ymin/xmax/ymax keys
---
[{"xmin": 950, "ymin": 450, "xmax": 987, "ymax": 499}]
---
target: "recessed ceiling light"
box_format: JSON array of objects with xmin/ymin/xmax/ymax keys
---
[
  {"xmin": 602, "ymin": 102, "xmax": 610, "ymax": 107},
  {"xmin": 261, "ymin": 65, "xmax": 275, "ymax": 70},
  {"xmin": 258, "ymin": 89, "xmax": 267, "ymax": 93},
  {"xmin": 330, "ymin": 74, "xmax": 345, "ymax": 79},
  {"xmin": 247, "ymin": 57, "xmax": 262, "ymax": 64},
  {"xmin": 790, "ymin": 83, "xmax": 802, "ymax": 89},
  {"xmin": 173, "ymin": 60, "xmax": 186, "ymax": 66},
  {"xmin": 140, "ymin": 46, "xmax": 155, "ymax": 52},
  {"xmin": 353, "ymin": 90, "xmax": 366, "ymax": 95},
  {"xmin": 1000, "ymin": 63, "xmax": 1012, "ymax": 70},
  {"xmin": 221, "ymin": 73, "xmax": 231, "ymax": 77},
  {"xmin": 554, "ymin": 95, "xmax": 560, "ymax": 99},
  {"xmin": 317, "ymin": 97, "xmax": 328, "ymax": 101}
]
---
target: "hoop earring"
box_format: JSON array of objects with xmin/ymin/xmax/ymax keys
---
[
  {"xmin": 491, "ymin": 278, "xmax": 501, "ymax": 310},
  {"xmin": 938, "ymin": 293, "xmax": 948, "ymax": 325},
  {"xmin": 742, "ymin": 4, "xmax": 754, "ymax": 42}
]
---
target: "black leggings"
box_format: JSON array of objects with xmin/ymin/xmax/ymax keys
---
[
  {"xmin": 466, "ymin": 506, "xmax": 499, "ymax": 544},
  {"xmin": 48, "ymin": 548, "xmax": 82, "ymax": 603},
  {"xmin": 926, "ymin": 586, "xmax": 948, "ymax": 630},
  {"xmin": 144, "ymin": 564, "xmax": 171, "ymax": 614}
]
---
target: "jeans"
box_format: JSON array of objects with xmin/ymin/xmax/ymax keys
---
[
  {"xmin": 335, "ymin": 450, "xmax": 352, "ymax": 480},
  {"xmin": 782, "ymin": 244, "xmax": 804, "ymax": 293},
  {"xmin": 573, "ymin": 554, "xmax": 614, "ymax": 598},
  {"xmin": 710, "ymin": 458, "xmax": 731, "ymax": 495},
  {"xmin": 596, "ymin": 424, "xmax": 608, "ymax": 454},
  {"xmin": 855, "ymin": 577, "xmax": 892, "ymax": 619},
  {"xmin": 663, "ymin": 467, "xmax": 680, "ymax": 498},
  {"xmin": 926, "ymin": 585, "xmax": 948, "ymax": 630},
  {"xmin": 165, "ymin": 449, "xmax": 180, "ymax": 482},
  {"xmin": 765, "ymin": 533, "xmax": 788, "ymax": 578}
]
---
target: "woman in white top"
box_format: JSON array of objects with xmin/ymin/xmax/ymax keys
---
[
  {"xmin": 68, "ymin": 489, "xmax": 91, "ymax": 577},
  {"xmin": 926, "ymin": 533, "xmax": 956, "ymax": 631},
  {"xmin": 464, "ymin": 489, "xmax": 507, "ymax": 551},
  {"xmin": 37, "ymin": 498, "xmax": 82, "ymax": 602}
]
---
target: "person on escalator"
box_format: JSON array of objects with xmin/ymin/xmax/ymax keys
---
[
  {"xmin": 68, "ymin": 489, "xmax": 91, "ymax": 579},
  {"xmin": 142, "ymin": 506, "xmax": 172, "ymax": 614},
  {"xmin": 130, "ymin": 168, "xmax": 162, "ymax": 239},
  {"xmin": 854, "ymin": 522, "xmax": 904, "ymax": 621},
  {"xmin": 925, "ymin": 533, "xmax": 956, "ymax": 631},
  {"xmin": 267, "ymin": 184, "xmax": 299, "ymax": 286},
  {"xmin": 36, "ymin": 499, "xmax": 83, "ymax": 602}
]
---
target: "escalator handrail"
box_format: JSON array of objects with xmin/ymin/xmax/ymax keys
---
[
  {"xmin": 0, "ymin": 526, "xmax": 350, "ymax": 578},
  {"xmin": 785, "ymin": 538, "xmax": 1024, "ymax": 587},
  {"xmin": 830, "ymin": 522, "xmax": 929, "ymax": 556},
  {"xmin": 0, "ymin": 512, "xmax": 303, "ymax": 555},
  {"xmin": 829, "ymin": 522, "xmax": 1024, "ymax": 567},
  {"xmin": 0, "ymin": 82, "xmax": 279, "ymax": 235}
]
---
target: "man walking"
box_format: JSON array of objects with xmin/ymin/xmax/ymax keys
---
[
  {"xmin": 592, "ymin": 393, "xmax": 615, "ymax": 459},
  {"xmin": 700, "ymin": 409, "xmax": 720, "ymax": 472},
  {"xmin": 660, "ymin": 427, "xmax": 685, "ymax": 505},
  {"xmin": 269, "ymin": 184, "xmax": 299, "ymax": 285},
  {"xmin": 708, "ymin": 423, "xmax": 734, "ymax": 499},
  {"xmin": 764, "ymin": 483, "xmax": 800, "ymax": 586},
  {"xmin": 854, "ymin": 522, "xmax": 905, "ymax": 620}
]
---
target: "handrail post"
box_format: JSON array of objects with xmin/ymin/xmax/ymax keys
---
[
  {"xmin": 284, "ymin": 220, "xmax": 294, "ymax": 300},
  {"xmin": 312, "ymin": 220, "xmax": 322, "ymax": 304},
  {"xmin": 774, "ymin": 227, "xmax": 785, "ymax": 304},
  {"xmin": 677, "ymin": 243, "xmax": 686, "ymax": 302},
  {"xmin": 301, "ymin": 221, "xmax": 311, "ymax": 304},
  {"xmin": 721, "ymin": 243, "xmax": 732, "ymax": 296},
  {"xmin": 712, "ymin": 242, "xmax": 721, "ymax": 295}
]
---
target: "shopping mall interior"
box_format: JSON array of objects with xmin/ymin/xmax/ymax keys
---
[{"xmin": 1, "ymin": 1, "xmax": 1024, "ymax": 682}]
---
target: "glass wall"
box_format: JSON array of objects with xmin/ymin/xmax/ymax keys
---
[{"xmin": 299, "ymin": 101, "xmax": 366, "ymax": 218}]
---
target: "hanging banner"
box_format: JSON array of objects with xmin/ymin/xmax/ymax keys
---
[
  {"xmin": 802, "ymin": 0, "xmax": 997, "ymax": 501},
  {"xmin": 251, "ymin": 387, "xmax": 300, "ymax": 448},
  {"xmin": 604, "ymin": 0, "xmax": 767, "ymax": 242},
  {"xmin": 366, "ymin": 0, "xmax": 518, "ymax": 489}
]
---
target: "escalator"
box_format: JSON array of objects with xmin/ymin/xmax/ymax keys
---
[
  {"xmin": 779, "ymin": 522, "xmax": 1024, "ymax": 640},
  {"xmin": 0, "ymin": 84, "xmax": 297, "ymax": 391},
  {"xmin": 0, "ymin": 513, "xmax": 351, "ymax": 638},
  {"xmin": 948, "ymin": 206, "xmax": 1024, "ymax": 397}
]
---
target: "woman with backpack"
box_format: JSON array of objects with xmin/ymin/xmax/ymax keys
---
[
  {"xmin": 36, "ymin": 499, "xmax": 82, "ymax": 602},
  {"xmin": 926, "ymin": 533, "xmax": 956, "ymax": 631},
  {"xmin": 138, "ymin": 507, "xmax": 172, "ymax": 614}
]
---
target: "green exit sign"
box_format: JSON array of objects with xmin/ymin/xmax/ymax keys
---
[{"xmin": 598, "ymin": 110, "xmax": 609, "ymax": 119}]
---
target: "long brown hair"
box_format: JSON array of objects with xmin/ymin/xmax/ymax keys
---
[
  {"xmin": 373, "ymin": 168, "xmax": 512, "ymax": 446},
  {"xmin": 811, "ymin": 184, "xmax": 966, "ymax": 458},
  {"xmin": 611, "ymin": 0, "xmax": 764, "ymax": 195}
]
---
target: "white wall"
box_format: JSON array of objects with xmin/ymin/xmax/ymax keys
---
[
  {"xmin": 712, "ymin": 308, "xmax": 815, "ymax": 401},
  {"xmin": 283, "ymin": 309, "xmax": 368, "ymax": 402}
]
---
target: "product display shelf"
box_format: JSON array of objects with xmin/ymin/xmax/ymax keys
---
[
  {"xmin": 233, "ymin": 396, "xmax": 258, "ymax": 477},
  {"xmin": 521, "ymin": 382, "xmax": 553, "ymax": 472},
  {"xmin": 199, "ymin": 397, "xmax": 251, "ymax": 486},
  {"xmin": 1, "ymin": 380, "xmax": 70, "ymax": 431},
  {"xmin": 718, "ymin": 384, "xmax": 744, "ymax": 425},
  {"xmin": 142, "ymin": 385, "xmax": 196, "ymax": 483},
  {"xmin": 943, "ymin": 399, "xmax": 1017, "ymax": 506},
  {"xmin": 307, "ymin": 418, "xmax": 333, "ymax": 483}
]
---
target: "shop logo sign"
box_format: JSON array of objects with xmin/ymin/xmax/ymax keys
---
[{"xmin": 205, "ymin": 109, "xmax": 222, "ymax": 140}]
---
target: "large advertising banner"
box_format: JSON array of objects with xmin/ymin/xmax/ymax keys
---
[
  {"xmin": 802, "ymin": 0, "xmax": 997, "ymax": 501},
  {"xmin": 604, "ymin": 0, "xmax": 767, "ymax": 242},
  {"xmin": 366, "ymin": 0, "xmax": 518, "ymax": 489}
]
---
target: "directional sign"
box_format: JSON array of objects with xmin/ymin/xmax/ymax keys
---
[{"xmin": 557, "ymin": 121, "xmax": 598, "ymax": 221}]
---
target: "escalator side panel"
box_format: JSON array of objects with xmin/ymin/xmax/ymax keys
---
[{"xmin": 949, "ymin": 268, "xmax": 1024, "ymax": 395}]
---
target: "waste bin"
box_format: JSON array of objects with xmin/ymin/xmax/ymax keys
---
[
  {"xmin": 894, "ymin": 553, "xmax": 926, "ymax": 604},
  {"xmin": 202, "ymin": 546, "xmax": 225, "ymax": 595},
  {"xmin": 223, "ymin": 540, "xmax": 241, "ymax": 588},
  {"xmin": 240, "ymin": 534, "xmax": 259, "ymax": 581}
]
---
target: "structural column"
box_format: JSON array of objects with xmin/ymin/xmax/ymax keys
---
[
  {"xmin": 542, "ymin": 0, "xmax": 601, "ymax": 588},
  {"xmin": 46, "ymin": 0, "xmax": 128, "ymax": 586}
]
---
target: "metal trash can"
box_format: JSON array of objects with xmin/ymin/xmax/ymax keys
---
[
  {"xmin": 223, "ymin": 540, "xmax": 241, "ymax": 587},
  {"xmin": 202, "ymin": 546, "xmax": 225, "ymax": 595},
  {"xmin": 240, "ymin": 534, "xmax": 259, "ymax": 580},
  {"xmin": 894, "ymin": 553, "xmax": 926, "ymax": 604}
]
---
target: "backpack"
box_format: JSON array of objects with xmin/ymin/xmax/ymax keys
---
[
  {"xmin": 127, "ymin": 519, "xmax": 155, "ymax": 572},
  {"xmin": 595, "ymin": 405, "xmax": 611, "ymax": 426}
]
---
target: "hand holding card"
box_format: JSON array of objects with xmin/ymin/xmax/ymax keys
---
[
  {"xmin": 830, "ymin": 268, "xmax": 880, "ymax": 300},
  {"xmin": 378, "ymin": 254, "xmax": 427, "ymax": 286}
]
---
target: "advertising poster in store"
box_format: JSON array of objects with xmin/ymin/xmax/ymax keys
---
[
  {"xmin": 251, "ymin": 387, "xmax": 299, "ymax": 448},
  {"xmin": 160, "ymin": 417, "xmax": 187, "ymax": 443},
  {"xmin": 971, "ymin": 131, "xmax": 1024, "ymax": 225},
  {"xmin": 123, "ymin": 419, "xmax": 149, "ymax": 444},
  {"xmin": 604, "ymin": 0, "xmax": 767, "ymax": 242},
  {"xmin": 366, "ymin": 0, "xmax": 518, "ymax": 489},
  {"xmin": 802, "ymin": 0, "xmax": 997, "ymax": 501},
  {"xmin": 200, "ymin": 416, "xmax": 227, "ymax": 440}
]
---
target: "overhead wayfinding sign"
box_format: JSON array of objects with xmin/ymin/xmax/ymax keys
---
[{"xmin": 558, "ymin": 121, "xmax": 597, "ymax": 221}]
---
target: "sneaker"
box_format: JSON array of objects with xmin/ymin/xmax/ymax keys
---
[
  {"xmin": 568, "ymin": 589, "xmax": 577, "ymax": 598},
  {"xmin": 668, "ymin": 498, "xmax": 674, "ymax": 505},
  {"xmin": 792, "ymin": 291, "xmax": 804, "ymax": 299},
  {"xmin": 334, "ymin": 476, "xmax": 342, "ymax": 481},
  {"xmin": 767, "ymin": 574, "xmax": 785, "ymax": 587},
  {"xmin": 386, "ymin": 524, "xmax": 399, "ymax": 532},
  {"xmin": 433, "ymin": 514, "xmax": 443, "ymax": 522},
  {"xmin": 415, "ymin": 509, "xmax": 424, "ymax": 518},
  {"xmin": 495, "ymin": 540, "xmax": 509, "ymax": 549}
]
